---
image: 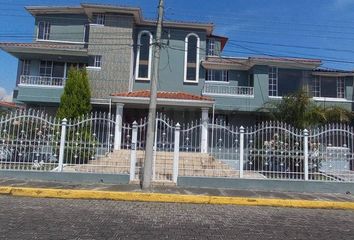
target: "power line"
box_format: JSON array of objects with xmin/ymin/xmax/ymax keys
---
[{"xmin": 228, "ymin": 40, "xmax": 354, "ymax": 54}]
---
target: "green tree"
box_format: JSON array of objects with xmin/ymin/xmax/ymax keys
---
[
  {"xmin": 260, "ymin": 90, "xmax": 352, "ymax": 128},
  {"xmin": 56, "ymin": 68, "xmax": 94, "ymax": 164},
  {"xmin": 57, "ymin": 68, "xmax": 91, "ymax": 119}
]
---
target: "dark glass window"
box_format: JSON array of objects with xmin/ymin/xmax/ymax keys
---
[
  {"xmin": 38, "ymin": 22, "xmax": 50, "ymax": 40},
  {"xmin": 320, "ymin": 77, "xmax": 337, "ymax": 98},
  {"xmin": 52, "ymin": 62, "xmax": 65, "ymax": 78},
  {"xmin": 39, "ymin": 61, "xmax": 53, "ymax": 77},
  {"xmin": 277, "ymin": 69, "xmax": 302, "ymax": 96},
  {"xmin": 137, "ymin": 32, "xmax": 151, "ymax": 79},
  {"xmin": 185, "ymin": 35, "xmax": 199, "ymax": 82}
]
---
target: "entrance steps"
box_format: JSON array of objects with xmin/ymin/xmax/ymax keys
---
[{"xmin": 63, "ymin": 150, "xmax": 266, "ymax": 180}]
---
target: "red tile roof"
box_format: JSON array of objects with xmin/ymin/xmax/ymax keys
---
[
  {"xmin": 0, "ymin": 101, "xmax": 19, "ymax": 109},
  {"xmin": 111, "ymin": 90, "xmax": 213, "ymax": 101}
]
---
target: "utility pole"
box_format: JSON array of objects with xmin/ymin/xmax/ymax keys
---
[{"xmin": 142, "ymin": 0, "xmax": 164, "ymax": 189}]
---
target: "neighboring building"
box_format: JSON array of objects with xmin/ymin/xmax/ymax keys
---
[
  {"xmin": 0, "ymin": 101, "xmax": 23, "ymax": 112},
  {"xmin": 1, "ymin": 3, "xmax": 353, "ymax": 125}
]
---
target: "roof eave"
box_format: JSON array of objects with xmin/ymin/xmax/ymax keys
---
[
  {"xmin": 201, "ymin": 60, "xmax": 251, "ymax": 71},
  {"xmin": 250, "ymin": 58, "xmax": 322, "ymax": 69},
  {"xmin": 312, "ymin": 71, "xmax": 354, "ymax": 77},
  {"xmin": 80, "ymin": 4, "xmax": 143, "ymax": 22},
  {"xmin": 25, "ymin": 6, "xmax": 85, "ymax": 16},
  {"xmin": 141, "ymin": 20, "xmax": 214, "ymax": 34},
  {"xmin": 0, "ymin": 44, "xmax": 88, "ymax": 58}
]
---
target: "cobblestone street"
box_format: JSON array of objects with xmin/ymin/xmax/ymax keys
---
[{"xmin": 0, "ymin": 196, "xmax": 353, "ymax": 239}]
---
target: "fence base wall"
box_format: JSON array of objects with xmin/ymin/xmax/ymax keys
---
[
  {"xmin": 0, "ymin": 170, "xmax": 130, "ymax": 185},
  {"xmin": 177, "ymin": 177, "xmax": 354, "ymax": 194}
]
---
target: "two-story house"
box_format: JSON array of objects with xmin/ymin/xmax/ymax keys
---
[{"xmin": 1, "ymin": 3, "xmax": 354, "ymax": 126}]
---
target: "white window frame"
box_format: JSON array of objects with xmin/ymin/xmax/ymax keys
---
[
  {"xmin": 207, "ymin": 38, "xmax": 216, "ymax": 56},
  {"xmin": 87, "ymin": 56, "xmax": 102, "ymax": 70},
  {"xmin": 337, "ymin": 77, "xmax": 345, "ymax": 99},
  {"xmin": 206, "ymin": 69, "xmax": 216, "ymax": 81},
  {"xmin": 37, "ymin": 21, "xmax": 51, "ymax": 40},
  {"xmin": 39, "ymin": 61, "xmax": 53, "ymax": 77},
  {"xmin": 22, "ymin": 60, "xmax": 31, "ymax": 75},
  {"xmin": 268, "ymin": 66, "xmax": 278, "ymax": 97},
  {"xmin": 312, "ymin": 76, "xmax": 321, "ymax": 97},
  {"xmin": 206, "ymin": 69, "xmax": 228, "ymax": 82},
  {"xmin": 135, "ymin": 30, "xmax": 153, "ymax": 81},
  {"xmin": 95, "ymin": 14, "xmax": 105, "ymax": 25},
  {"xmin": 221, "ymin": 70, "xmax": 228, "ymax": 82},
  {"xmin": 184, "ymin": 33, "xmax": 200, "ymax": 83},
  {"xmin": 94, "ymin": 56, "xmax": 102, "ymax": 68}
]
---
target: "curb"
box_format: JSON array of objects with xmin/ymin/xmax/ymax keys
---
[{"xmin": 0, "ymin": 186, "xmax": 353, "ymax": 210}]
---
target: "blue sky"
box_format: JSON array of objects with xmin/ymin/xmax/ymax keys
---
[{"xmin": 1, "ymin": 0, "xmax": 354, "ymax": 98}]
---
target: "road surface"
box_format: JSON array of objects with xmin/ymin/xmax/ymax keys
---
[{"xmin": 0, "ymin": 196, "xmax": 353, "ymax": 240}]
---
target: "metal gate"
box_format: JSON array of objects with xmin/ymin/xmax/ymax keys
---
[{"xmin": 153, "ymin": 114, "xmax": 176, "ymax": 182}]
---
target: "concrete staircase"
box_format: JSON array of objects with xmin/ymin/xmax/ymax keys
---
[{"xmin": 64, "ymin": 150, "xmax": 265, "ymax": 180}]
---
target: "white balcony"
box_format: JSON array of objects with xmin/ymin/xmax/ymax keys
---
[
  {"xmin": 19, "ymin": 75, "xmax": 66, "ymax": 87},
  {"xmin": 202, "ymin": 83, "xmax": 254, "ymax": 97}
]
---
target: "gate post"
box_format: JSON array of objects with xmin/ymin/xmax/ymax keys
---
[
  {"xmin": 173, "ymin": 123, "xmax": 181, "ymax": 184},
  {"xmin": 58, "ymin": 118, "xmax": 67, "ymax": 172},
  {"xmin": 201, "ymin": 108, "xmax": 209, "ymax": 153},
  {"xmin": 130, "ymin": 121, "xmax": 138, "ymax": 182},
  {"xmin": 239, "ymin": 126, "xmax": 245, "ymax": 178},
  {"xmin": 114, "ymin": 103, "xmax": 124, "ymax": 150},
  {"xmin": 303, "ymin": 129, "xmax": 309, "ymax": 181}
]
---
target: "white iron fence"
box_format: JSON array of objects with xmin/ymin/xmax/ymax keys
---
[
  {"xmin": 1, "ymin": 110, "xmax": 354, "ymax": 183},
  {"xmin": 202, "ymin": 83, "xmax": 254, "ymax": 97},
  {"xmin": 0, "ymin": 110, "xmax": 61, "ymax": 171},
  {"xmin": 0, "ymin": 111, "xmax": 118, "ymax": 174},
  {"xmin": 243, "ymin": 122, "xmax": 304, "ymax": 180},
  {"xmin": 20, "ymin": 75, "xmax": 66, "ymax": 87}
]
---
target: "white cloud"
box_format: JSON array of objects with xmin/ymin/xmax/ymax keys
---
[{"xmin": 0, "ymin": 87, "xmax": 13, "ymax": 101}]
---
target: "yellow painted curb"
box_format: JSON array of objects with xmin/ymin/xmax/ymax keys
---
[
  {"xmin": 1, "ymin": 186, "xmax": 354, "ymax": 210},
  {"xmin": 0, "ymin": 187, "xmax": 12, "ymax": 195}
]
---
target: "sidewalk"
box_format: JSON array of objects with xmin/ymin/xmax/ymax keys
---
[{"xmin": 0, "ymin": 177, "xmax": 353, "ymax": 210}]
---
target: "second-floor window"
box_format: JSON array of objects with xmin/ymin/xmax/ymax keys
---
[
  {"xmin": 313, "ymin": 76, "xmax": 346, "ymax": 99},
  {"xmin": 37, "ymin": 21, "xmax": 51, "ymax": 40},
  {"xmin": 184, "ymin": 33, "xmax": 200, "ymax": 83},
  {"xmin": 268, "ymin": 67, "xmax": 278, "ymax": 97},
  {"xmin": 95, "ymin": 14, "xmax": 105, "ymax": 25},
  {"xmin": 337, "ymin": 77, "xmax": 345, "ymax": 98},
  {"xmin": 206, "ymin": 69, "xmax": 228, "ymax": 82},
  {"xmin": 40, "ymin": 61, "xmax": 53, "ymax": 77},
  {"xmin": 94, "ymin": 56, "xmax": 102, "ymax": 68},
  {"xmin": 88, "ymin": 56, "xmax": 102, "ymax": 68},
  {"xmin": 21, "ymin": 60, "xmax": 31, "ymax": 75},
  {"xmin": 136, "ymin": 31, "xmax": 152, "ymax": 80},
  {"xmin": 312, "ymin": 76, "xmax": 321, "ymax": 97},
  {"xmin": 207, "ymin": 39, "xmax": 216, "ymax": 56}
]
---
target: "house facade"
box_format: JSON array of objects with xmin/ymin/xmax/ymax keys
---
[{"xmin": 1, "ymin": 3, "xmax": 354, "ymax": 126}]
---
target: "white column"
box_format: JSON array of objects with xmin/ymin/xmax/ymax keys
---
[
  {"xmin": 239, "ymin": 126, "xmax": 245, "ymax": 178},
  {"xmin": 58, "ymin": 118, "xmax": 67, "ymax": 172},
  {"xmin": 303, "ymin": 129, "xmax": 309, "ymax": 181},
  {"xmin": 114, "ymin": 103, "xmax": 124, "ymax": 151},
  {"xmin": 173, "ymin": 123, "xmax": 181, "ymax": 184},
  {"xmin": 130, "ymin": 121, "xmax": 138, "ymax": 182},
  {"xmin": 201, "ymin": 107, "xmax": 209, "ymax": 153}
]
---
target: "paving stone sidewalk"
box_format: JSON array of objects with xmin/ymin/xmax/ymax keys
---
[{"xmin": 0, "ymin": 195, "xmax": 354, "ymax": 240}]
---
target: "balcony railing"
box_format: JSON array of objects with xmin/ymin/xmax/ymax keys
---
[
  {"xmin": 202, "ymin": 83, "xmax": 254, "ymax": 97},
  {"xmin": 19, "ymin": 75, "xmax": 66, "ymax": 87}
]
